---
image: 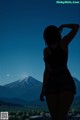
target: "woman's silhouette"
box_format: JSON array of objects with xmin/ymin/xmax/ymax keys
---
[{"xmin": 40, "ymin": 24, "xmax": 79, "ymax": 120}]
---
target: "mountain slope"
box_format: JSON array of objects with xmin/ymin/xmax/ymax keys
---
[
  {"xmin": 73, "ymin": 77, "xmax": 80, "ymax": 96},
  {"xmin": 19, "ymin": 83, "xmax": 42, "ymax": 101},
  {"xmin": 0, "ymin": 85, "xmax": 15, "ymax": 98}
]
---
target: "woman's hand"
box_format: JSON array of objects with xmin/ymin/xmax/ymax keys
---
[{"xmin": 40, "ymin": 90, "xmax": 45, "ymax": 102}]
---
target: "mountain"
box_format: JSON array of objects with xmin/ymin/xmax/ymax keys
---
[
  {"xmin": 73, "ymin": 77, "xmax": 80, "ymax": 96},
  {"xmin": 0, "ymin": 76, "xmax": 42, "ymax": 102},
  {"xmin": 0, "ymin": 76, "xmax": 80, "ymax": 106},
  {"xmin": 4, "ymin": 76, "xmax": 42, "ymax": 101}
]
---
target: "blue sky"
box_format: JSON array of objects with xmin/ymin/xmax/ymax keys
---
[{"xmin": 0, "ymin": 0, "xmax": 80, "ymax": 85}]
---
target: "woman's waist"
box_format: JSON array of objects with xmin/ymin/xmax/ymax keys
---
[{"xmin": 49, "ymin": 65, "xmax": 68, "ymax": 73}]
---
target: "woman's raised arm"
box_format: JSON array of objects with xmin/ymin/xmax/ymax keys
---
[{"xmin": 59, "ymin": 24, "xmax": 79, "ymax": 46}]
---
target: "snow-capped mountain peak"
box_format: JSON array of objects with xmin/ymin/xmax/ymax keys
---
[
  {"xmin": 18, "ymin": 76, "xmax": 29, "ymax": 84},
  {"xmin": 4, "ymin": 76, "xmax": 42, "ymax": 89},
  {"xmin": 18, "ymin": 76, "xmax": 38, "ymax": 84}
]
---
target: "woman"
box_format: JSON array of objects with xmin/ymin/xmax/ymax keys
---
[{"xmin": 40, "ymin": 24, "xmax": 79, "ymax": 120}]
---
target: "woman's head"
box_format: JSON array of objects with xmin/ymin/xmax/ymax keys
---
[{"xmin": 43, "ymin": 25, "xmax": 61, "ymax": 46}]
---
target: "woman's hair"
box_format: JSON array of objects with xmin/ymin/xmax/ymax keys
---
[{"xmin": 43, "ymin": 25, "xmax": 61, "ymax": 46}]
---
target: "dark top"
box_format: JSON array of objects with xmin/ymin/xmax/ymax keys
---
[
  {"xmin": 44, "ymin": 45, "xmax": 68, "ymax": 69},
  {"xmin": 44, "ymin": 44, "xmax": 76, "ymax": 95}
]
